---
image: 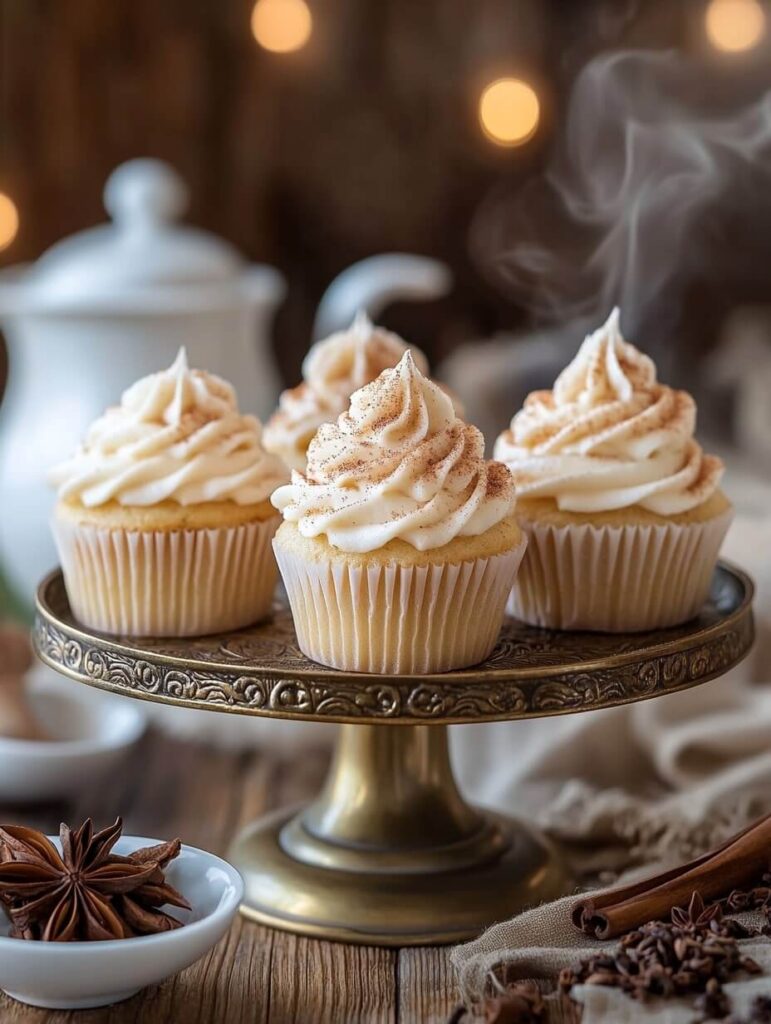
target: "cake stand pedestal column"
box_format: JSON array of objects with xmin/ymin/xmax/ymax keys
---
[{"xmin": 230, "ymin": 722, "xmax": 566, "ymax": 945}]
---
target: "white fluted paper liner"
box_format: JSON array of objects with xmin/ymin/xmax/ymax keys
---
[
  {"xmin": 508, "ymin": 508, "xmax": 733, "ymax": 632},
  {"xmin": 274, "ymin": 537, "xmax": 527, "ymax": 674},
  {"xmin": 52, "ymin": 514, "xmax": 280, "ymax": 637}
]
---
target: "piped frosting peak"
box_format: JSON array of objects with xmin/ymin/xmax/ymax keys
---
[
  {"xmin": 272, "ymin": 351, "xmax": 517, "ymax": 552},
  {"xmin": 50, "ymin": 348, "xmax": 288, "ymax": 507},
  {"xmin": 494, "ymin": 309, "xmax": 723, "ymax": 515},
  {"xmin": 263, "ymin": 312, "xmax": 429, "ymax": 472}
]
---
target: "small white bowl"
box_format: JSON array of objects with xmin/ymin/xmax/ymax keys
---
[
  {"xmin": 0, "ymin": 669, "xmax": 146, "ymax": 802},
  {"xmin": 0, "ymin": 835, "xmax": 244, "ymax": 1009}
]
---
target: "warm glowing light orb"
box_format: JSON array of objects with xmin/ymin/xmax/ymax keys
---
[
  {"xmin": 251, "ymin": 0, "xmax": 312, "ymax": 53},
  {"xmin": 0, "ymin": 193, "xmax": 19, "ymax": 252},
  {"xmin": 706, "ymin": 0, "xmax": 766, "ymax": 52},
  {"xmin": 479, "ymin": 78, "xmax": 540, "ymax": 147}
]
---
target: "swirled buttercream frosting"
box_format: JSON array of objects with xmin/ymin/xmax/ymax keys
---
[
  {"xmin": 50, "ymin": 348, "xmax": 288, "ymax": 507},
  {"xmin": 493, "ymin": 309, "xmax": 724, "ymax": 515},
  {"xmin": 271, "ymin": 351, "xmax": 517, "ymax": 552},
  {"xmin": 263, "ymin": 311, "xmax": 430, "ymax": 472}
]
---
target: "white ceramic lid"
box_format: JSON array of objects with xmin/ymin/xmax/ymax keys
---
[{"xmin": 8, "ymin": 159, "xmax": 283, "ymax": 313}]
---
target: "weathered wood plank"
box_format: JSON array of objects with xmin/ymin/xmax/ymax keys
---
[
  {"xmin": 268, "ymin": 933, "xmax": 396, "ymax": 1024},
  {"xmin": 399, "ymin": 946, "xmax": 459, "ymax": 1023}
]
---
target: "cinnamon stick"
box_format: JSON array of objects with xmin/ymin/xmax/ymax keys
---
[{"xmin": 573, "ymin": 812, "xmax": 771, "ymax": 939}]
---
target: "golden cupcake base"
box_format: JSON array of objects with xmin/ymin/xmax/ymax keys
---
[{"xmin": 35, "ymin": 563, "xmax": 754, "ymax": 946}]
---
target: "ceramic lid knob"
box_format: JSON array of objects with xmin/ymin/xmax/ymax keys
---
[{"xmin": 104, "ymin": 159, "xmax": 189, "ymax": 230}]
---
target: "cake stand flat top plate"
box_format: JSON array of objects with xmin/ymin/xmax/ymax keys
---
[{"xmin": 34, "ymin": 563, "xmax": 754, "ymax": 725}]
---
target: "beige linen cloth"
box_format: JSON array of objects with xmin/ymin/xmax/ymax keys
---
[
  {"xmin": 450, "ymin": 484, "xmax": 771, "ymax": 1020},
  {"xmin": 452, "ymin": 903, "xmax": 771, "ymax": 1023}
]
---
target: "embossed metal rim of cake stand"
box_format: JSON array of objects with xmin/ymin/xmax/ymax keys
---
[
  {"xmin": 34, "ymin": 563, "xmax": 755, "ymax": 947},
  {"xmin": 35, "ymin": 563, "xmax": 753, "ymax": 726}
]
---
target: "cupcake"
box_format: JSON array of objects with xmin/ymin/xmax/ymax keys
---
[
  {"xmin": 263, "ymin": 311, "xmax": 431, "ymax": 472},
  {"xmin": 494, "ymin": 309, "xmax": 732, "ymax": 632},
  {"xmin": 49, "ymin": 348, "xmax": 288, "ymax": 637},
  {"xmin": 271, "ymin": 351, "xmax": 526, "ymax": 673}
]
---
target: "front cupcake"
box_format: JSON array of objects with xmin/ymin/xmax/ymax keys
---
[
  {"xmin": 271, "ymin": 351, "xmax": 526, "ymax": 674},
  {"xmin": 494, "ymin": 309, "xmax": 732, "ymax": 632},
  {"xmin": 49, "ymin": 349, "xmax": 288, "ymax": 637},
  {"xmin": 263, "ymin": 311, "xmax": 431, "ymax": 473}
]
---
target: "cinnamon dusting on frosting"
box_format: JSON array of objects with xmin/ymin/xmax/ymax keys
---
[
  {"xmin": 263, "ymin": 312, "xmax": 430, "ymax": 472},
  {"xmin": 50, "ymin": 348, "xmax": 288, "ymax": 507},
  {"xmin": 272, "ymin": 351, "xmax": 517, "ymax": 552},
  {"xmin": 494, "ymin": 309, "xmax": 724, "ymax": 515}
]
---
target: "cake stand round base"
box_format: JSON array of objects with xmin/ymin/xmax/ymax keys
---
[
  {"xmin": 231, "ymin": 808, "xmax": 566, "ymax": 947},
  {"xmin": 230, "ymin": 723, "xmax": 567, "ymax": 946}
]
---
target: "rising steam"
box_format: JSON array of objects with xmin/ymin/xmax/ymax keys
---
[{"xmin": 471, "ymin": 50, "xmax": 771, "ymax": 357}]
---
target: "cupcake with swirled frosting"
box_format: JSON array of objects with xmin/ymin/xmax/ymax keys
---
[
  {"xmin": 49, "ymin": 348, "xmax": 288, "ymax": 636},
  {"xmin": 263, "ymin": 311, "xmax": 435, "ymax": 473},
  {"xmin": 271, "ymin": 351, "xmax": 526, "ymax": 673},
  {"xmin": 494, "ymin": 309, "xmax": 732, "ymax": 631}
]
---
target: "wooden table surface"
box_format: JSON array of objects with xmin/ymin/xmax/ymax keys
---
[{"xmin": 0, "ymin": 728, "xmax": 579, "ymax": 1024}]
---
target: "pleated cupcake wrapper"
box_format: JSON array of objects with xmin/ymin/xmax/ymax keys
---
[
  {"xmin": 274, "ymin": 536, "xmax": 527, "ymax": 674},
  {"xmin": 508, "ymin": 508, "xmax": 734, "ymax": 632},
  {"xmin": 52, "ymin": 514, "xmax": 280, "ymax": 637}
]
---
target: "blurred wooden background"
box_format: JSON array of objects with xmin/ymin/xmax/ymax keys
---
[
  {"xmin": 1, "ymin": 0, "xmax": 771, "ymax": 397},
  {"xmin": 0, "ymin": 0, "xmax": 552, "ymax": 383}
]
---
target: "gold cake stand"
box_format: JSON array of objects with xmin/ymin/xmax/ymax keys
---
[{"xmin": 34, "ymin": 562, "xmax": 754, "ymax": 947}]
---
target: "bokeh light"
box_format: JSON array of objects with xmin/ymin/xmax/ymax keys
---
[
  {"xmin": 0, "ymin": 193, "xmax": 19, "ymax": 252},
  {"xmin": 251, "ymin": 0, "xmax": 312, "ymax": 54},
  {"xmin": 479, "ymin": 78, "xmax": 540, "ymax": 147},
  {"xmin": 705, "ymin": 0, "xmax": 766, "ymax": 52}
]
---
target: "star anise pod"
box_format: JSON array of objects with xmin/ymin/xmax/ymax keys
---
[
  {"xmin": 111, "ymin": 838, "xmax": 190, "ymax": 935},
  {"xmin": 671, "ymin": 891, "xmax": 722, "ymax": 932},
  {"xmin": 0, "ymin": 819, "xmax": 189, "ymax": 941}
]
